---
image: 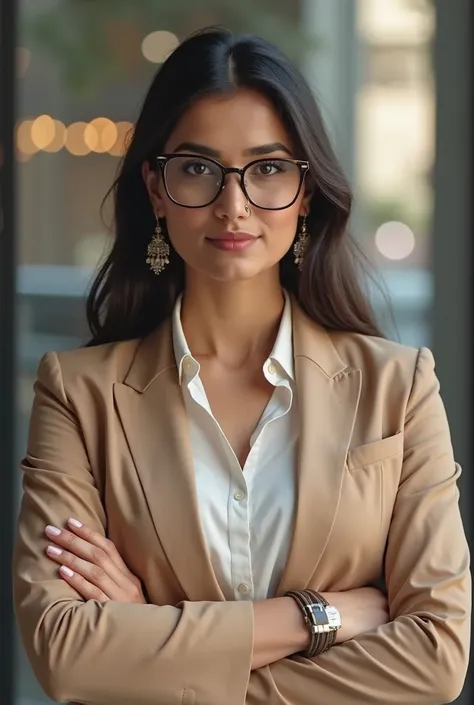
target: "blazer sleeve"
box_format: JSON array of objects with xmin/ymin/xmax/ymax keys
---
[
  {"xmin": 247, "ymin": 346, "xmax": 471, "ymax": 705},
  {"xmin": 12, "ymin": 351, "xmax": 254, "ymax": 705}
]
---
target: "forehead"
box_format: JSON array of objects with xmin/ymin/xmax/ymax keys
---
[{"xmin": 165, "ymin": 88, "xmax": 294, "ymax": 154}]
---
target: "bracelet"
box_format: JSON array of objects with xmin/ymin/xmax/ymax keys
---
[{"xmin": 286, "ymin": 589, "xmax": 337, "ymax": 657}]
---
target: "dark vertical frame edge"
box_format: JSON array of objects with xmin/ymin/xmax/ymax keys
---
[
  {"xmin": 0, "ymin": 0, "xmax": 17, "ymax": 703},
  {"xmin": 433, "ymin": 1, "xmax": 473, "ymax": 702}
]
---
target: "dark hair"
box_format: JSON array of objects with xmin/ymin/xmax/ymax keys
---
[{"xmin": 87, "ymin": 26, "xmax": 384, "ymax": 345}]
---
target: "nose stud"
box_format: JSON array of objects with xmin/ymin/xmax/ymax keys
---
[{"xmin": 244, "ymin": 202, "xmax": 252, "ymax": 216}]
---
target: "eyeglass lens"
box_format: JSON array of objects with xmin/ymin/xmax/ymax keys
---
[{"xmin": 163, "ymin": 156, "xmax": 302, "ymax": 209}]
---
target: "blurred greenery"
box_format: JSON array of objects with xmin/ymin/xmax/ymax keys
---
[
  {"xmin": 406, "ymin": 0, "xmax": 433, "ymax": 10},
  {"xmin": 364, "ymin": 197, "xmax": 429, "ymax": 237},
  {"xmin": 24, "ymin": 0, "xmax": 317, "ymax": 97}
]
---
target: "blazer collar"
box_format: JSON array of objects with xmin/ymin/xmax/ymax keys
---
[
  {"xmin": 290, "ymin": 296, "xmax": 348, "ymax": 379},
  {"xmin": 123, "ymin": 318, "xmax": 175, "ymax": 393},
  {"xmin": 123, "ymin": 296, "xmax": 349, "ymax": 393}
]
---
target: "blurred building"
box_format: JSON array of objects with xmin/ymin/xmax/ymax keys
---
[{"xmin": 1, "ymin": 1, "xmax": 472, "ymax": 703}]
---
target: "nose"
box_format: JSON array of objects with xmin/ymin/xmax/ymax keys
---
[{"xmin": 213, "ymin": 173, "xmax": 250, "ymax": 220}]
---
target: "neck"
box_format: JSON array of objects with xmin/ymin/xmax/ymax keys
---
[{"xmin": 180, "ymin": 268, "xmax": 285, "ymax": 368}]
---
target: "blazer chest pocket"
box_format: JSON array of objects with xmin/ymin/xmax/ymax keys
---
[
  {"xmin": 346, "ymin": 431, "xmax": 403, "ymax": 471},
  {"xmin": 181, "ymin": 688, "xmax": 196, "ymax": 705},
  {"xmin": 319, "ymin": 432, "xmax": 405, "ymax": 581},
  {"xmin": 340, "ymin": 432, "xmax": 403, "ymax": 559}
]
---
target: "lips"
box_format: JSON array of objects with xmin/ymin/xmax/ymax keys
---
[
  {"xmin": 211, "ymin": 231, "xmax": 257, "ymax": 241},
  {"xmin": 206, "ymin": 231, "xmax": 259, "ymax": 252}
]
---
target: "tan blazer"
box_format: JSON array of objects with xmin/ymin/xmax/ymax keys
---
[{"xmin": 13, "ymin": 300, "xmax": 471, "ymax": 705}]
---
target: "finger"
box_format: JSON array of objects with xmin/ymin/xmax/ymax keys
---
[
  {"xmin": 58, "ymin": 564, "xmax": 109, "ymax": 603},
  {"xmin": 46, "ymin": 544, "xmax": 120, "ymax": 600},
  {"xmin": 45, "ymin": 525, "xmax": 130, "ymax": 589},
  {"xmin": 66, "ymin": 519, "xmax": 132, "ymax": 576}
]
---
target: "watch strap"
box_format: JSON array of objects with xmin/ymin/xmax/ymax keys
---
[{"xmin": 286, "ymin": 589, "xmax": 337, "ymax": 657}]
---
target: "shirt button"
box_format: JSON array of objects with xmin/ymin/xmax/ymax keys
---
[
  {"xmin": 184, "ymin": 357, "xmax": 194, "ymax": 373},
  {"xmin": 238, "ymin": 583, "xmax": 250, "ymax": 595},
  {"xmin": 267, "ymin": 363, "xmax": 276, "ymax": 375},
  {"xmin": 233, "ymin": 490, "xmax": 246, "ymax": 501}
]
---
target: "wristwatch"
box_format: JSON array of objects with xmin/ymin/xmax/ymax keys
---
[{"xmin": 286, "ymin": 589, "xmax": 341, "ymax": 657}]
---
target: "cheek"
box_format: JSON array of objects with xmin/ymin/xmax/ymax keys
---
[
  {"xmin": 261, "ymin": 210, "xmax": 299, "ymax": 248},
  {"xmin": 165, "ymin": 206, "xmax": 209, "ymax": 251}
]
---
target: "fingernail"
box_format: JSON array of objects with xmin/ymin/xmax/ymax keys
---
[
  {"xmin": 68, "ymin": 518, "xmax": 82, "ymax": 528},
  {"xmin": 45, "ymin": 525, "xmax": 61, "ymax": 536},
  {"xmin": 60, "ymin": 566, "xmax": 74, "ymax": 578},
  {"xmin": 46, "ymin": 545, "xmax": 62, "ymax": 556}
]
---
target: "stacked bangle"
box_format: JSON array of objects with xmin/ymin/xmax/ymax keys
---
[{"xmin": 286, "ymin": 589, "xmax": 338, "ymax": 658}]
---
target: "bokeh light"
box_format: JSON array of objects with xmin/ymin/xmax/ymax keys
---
[
  {"xmin": 16, "ymin": 120, "xmax": 38, "ymax": 156},
  {"xmin": 141, "ymin": 30, "xmax": 179, "ymax": 63},
  {"xmin": 43, "ymin": 120, "xmax": 67, "ymax": 153},
  {"xmin": 65, "ymin": 122, "xmax": 91, "ymax": 156},
  {"xmin": 15, "ymin": 118, "xmax": 135, "ymax": 159},
  {"xmin": 108, "ymin": 121, "xmax": 134, "ymax": 156},
  {"xmin": 375, "ymin": 221, "xmax": 416, "ymax": 260},
  {"xmin": 31, "ymin": 115, "xmax": 56, "ymax": 150},
  {"xmin": 85, "ymin": 117, "xmax": 118, "ymax": 153}
]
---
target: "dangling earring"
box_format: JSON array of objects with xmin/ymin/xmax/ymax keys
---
[
  {"xmin": 146, "ymin": 217, "xmax": 170, "ymax": 275},
  {"xmin": 293, "ymin": 215, "xmax": 310, "ymax": 271}
]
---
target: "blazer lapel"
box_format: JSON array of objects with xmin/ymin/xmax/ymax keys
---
[
  {"xmin": 113, "ymin": 321, "xmax": 225, "ymax": 602},
  {"xmin": 276, "ymin": 302, "xmax": 362, "ymax": 594}
]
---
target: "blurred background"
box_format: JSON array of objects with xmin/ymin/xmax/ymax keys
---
[{"xmin": 0, "ymin": 0, "xmax": 472, "ymax": 703}]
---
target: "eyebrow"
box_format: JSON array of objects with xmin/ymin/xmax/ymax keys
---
[{"xmin": 172, "ymin": 141, "xmax": 293, "ymax": 158}]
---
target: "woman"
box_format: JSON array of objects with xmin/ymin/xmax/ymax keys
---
[{"xmin": 13, "ymin": 27, "xmax": 470, "ymax": 705}]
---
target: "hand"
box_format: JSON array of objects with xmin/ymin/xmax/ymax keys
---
[
  {"xmin": 45, "ymin": 518, "xmax": 146, "ymax": 604},
  {"xmin": 321, "ymin": 587, "xmax": 389, "ymax": 644}
]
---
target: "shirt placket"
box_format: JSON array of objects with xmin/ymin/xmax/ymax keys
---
[{"xmin": 228, "ymin": 446, "xmax": 256, "ymax": 601}]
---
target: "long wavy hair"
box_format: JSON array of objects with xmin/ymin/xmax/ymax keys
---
[{"xmin": 86, "ymin": 26, "xmax": 384, "ymax": 345}]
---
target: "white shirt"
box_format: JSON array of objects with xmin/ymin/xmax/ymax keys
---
[{"xmin": 172, "ymin": 293, "xmax": 298, "ymax": 601}]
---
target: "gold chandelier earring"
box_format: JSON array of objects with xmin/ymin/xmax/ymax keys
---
[
  {"xmin": 293, "ymin": 215, "xmax": 310, "ymax": 271},
  {"xmin": 146, "ymin": 217, "xmax": 170, "ymax": 275}
]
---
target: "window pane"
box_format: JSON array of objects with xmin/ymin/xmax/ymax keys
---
[{"xmin": 355, "ymin": 0, "xmax": 435, "ymax": 347}]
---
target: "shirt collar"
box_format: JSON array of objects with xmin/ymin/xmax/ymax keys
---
[
  {"xmin": 172, "ymin": 295, "xmax": 197, "ymax": 384},
  {"xmin": 268, "ymin": 291, "xmax": 294, "ymax": 381},
  {"xmin": 172, "ymin": 291, "xmax": 294, "ymax": 385}
]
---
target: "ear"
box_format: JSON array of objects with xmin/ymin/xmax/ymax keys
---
[
  {"xmin": 299, "ymin": 179, "xmax": 314, "ymax": 217},
  {"xmin": 141, "ymin": 161, "xmax": 166, "ymax": 217}
]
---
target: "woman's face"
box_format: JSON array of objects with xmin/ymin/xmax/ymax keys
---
[{"xmin": 143, "ymin": 88, "xmax": 311, "ymax": 283}]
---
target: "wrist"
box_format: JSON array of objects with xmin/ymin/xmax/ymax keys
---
[
  {"xmin": 281, "ymin": 596, "xmax": 311, "ymax": 651},
  {"xmin": 251, "ymin": 597, "xmax": 310, "ymax": 670}
]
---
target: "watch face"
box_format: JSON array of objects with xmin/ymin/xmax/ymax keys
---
[
  {"xmin": 325, "ymin": 606, "xmax": 341, "ymax": 629},
  {"xmin": 306, "ymin": 602, "xmax": 341, "ymax": 634}
]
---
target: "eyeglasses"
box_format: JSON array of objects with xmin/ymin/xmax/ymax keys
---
[{"xmin": 152, "ymin": 154, "xmax": 310, "ymax": 210}]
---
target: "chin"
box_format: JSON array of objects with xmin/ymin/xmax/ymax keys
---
[{"xmin": 204, "ymin": 262, "xmax": 270, "ymax": 282}]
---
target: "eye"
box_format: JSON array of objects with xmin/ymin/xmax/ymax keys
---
[
  {"xmin": 252, "ymin": 160, "xmax": 287, "ymax": 176},
  {"xmin": 182, "ymin": 160, "xmax": 213, "ymax": 176}
]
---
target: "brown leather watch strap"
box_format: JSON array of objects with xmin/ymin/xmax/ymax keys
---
[
  {"xmin": 286, "ymin": 589, "xmax": 320, "ymax": 657},
  {"xmin": 286, "ymin": 589, "xmax": 335, "ymax": 657}
]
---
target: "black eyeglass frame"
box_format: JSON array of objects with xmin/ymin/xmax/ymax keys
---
[{"xmin": 152, "ymin": 153, "xmax": 310, "ymax": 210}]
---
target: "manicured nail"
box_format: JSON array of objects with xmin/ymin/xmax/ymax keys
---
[
  {"xmin": 45, "ymin": 525, "xmax": 61, "ymax": 536},
  {"xmin": 46, "ymin": 545, "xmax": 62, "ymax": 556},
  {"xmin": 68, "ymin": 518, "xmax": 83, "ymax": 528},
  {"xmin": 59, "ymin": 566, "xmax": 74, "ymax": 578}
]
